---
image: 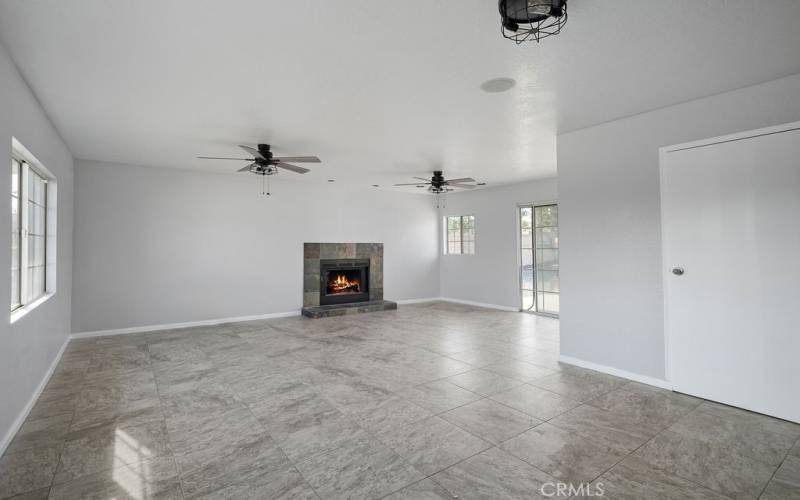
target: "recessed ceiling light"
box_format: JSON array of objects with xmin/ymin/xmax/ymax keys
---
[{"xmin": 480, "ymin": 77, "xmax": 516, "ymax": 93}]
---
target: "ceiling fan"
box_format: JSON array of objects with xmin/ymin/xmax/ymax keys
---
[
  {"xmin": 394, "ymin": 171, "xmax": 482, "ymax": 193},
  {"xmin": 198, "ymin": 144, "xmax": 320, "ymax": 176}
]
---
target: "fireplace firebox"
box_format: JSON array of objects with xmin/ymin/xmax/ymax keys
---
[{"xmin": 319, "ymin": 259, "xmax": 370, "ymax": 305}]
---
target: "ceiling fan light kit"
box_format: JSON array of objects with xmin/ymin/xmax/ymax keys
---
[
  {"xmin": 499, "ymin": 0, "xmax": 567, "ymax": 43},
  {"xmin": 394, "ymin": 170, "xmax": 482, "ymax": 197},
  {"xmin": 198, "ymin": 143, "xmax": 321, "ymax": 195}
]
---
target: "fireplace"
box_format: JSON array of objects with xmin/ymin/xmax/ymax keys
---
[
  {"xmin": 319, "ymin": 259, "xmax": 370, "ymax": 305},
  {"xmin": 302, "ymin": 243, "xmax": 395, "ymax": 318}
]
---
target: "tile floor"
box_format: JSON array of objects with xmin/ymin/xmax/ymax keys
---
[{"xmin": 1, "ymin": 301, "xmax": 798, "ymax": 499}]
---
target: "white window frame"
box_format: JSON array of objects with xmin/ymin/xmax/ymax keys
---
[
  {"xmin": 10, "ymin": 138, "xmax": 57, "ymax": 323},
  {"xmin": 443, "ymin": 214, "xmax": 475, "ymax": 255}
]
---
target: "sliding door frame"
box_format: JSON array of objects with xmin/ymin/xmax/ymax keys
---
[{"xmin": 516, "ymin": 200, "xmax": 559, "ymax": 318}]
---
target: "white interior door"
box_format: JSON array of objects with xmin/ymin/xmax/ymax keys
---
[{"xmin": 661, "ymin": 123, "xmax": 800, "ymax": 423}]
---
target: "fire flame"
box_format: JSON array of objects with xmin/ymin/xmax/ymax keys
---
[{"xmin": 329, "ymin": 274, "xmax": 361, "ymax": 294}]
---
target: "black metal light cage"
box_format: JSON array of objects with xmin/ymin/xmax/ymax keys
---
[{"xmin": 499, "ymin": 0, "xmax": 568, "ymax": 43}]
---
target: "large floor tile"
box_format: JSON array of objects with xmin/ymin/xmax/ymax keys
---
[
  {"xmin": 153, "ymin": 360, "xmax": 227, "ymax": 395},
  {"xmin": 340, "ymin": 395, "xmax": 432, "ymax": 435},
  {"xmin": 761, "ymin": 455, "xmax": 800, "ymax": 500},
  {"xmin": 520, "ymin": 348, "xmax": 567, "ymax": 371},
  {"xmin": 529, "ymin": 368, "xmax": 627, "ymax": 402},
  {"xmin": 191, "ymin": 465, "xmax": 317, "ymax": 500},
  {"xmin": 548, "ymin": 404, "xmax": 660, "ymax": 455},
  {"xmin": 633, "ymin": 430, "xmax": 776, "ymax": 499},
  {"xmin": 261, "ymin": 396, "xmax": 369, "ymax": 463},
  {"xmin": 500, "ymin": 423, "xmax": 625, "ymax": 485},
  {"xmin": 397, "ymin": 379, "xmax": 482, "ymax": 414},
  {"xmin": 5, "ymin": 413, "xmax": 72, "ymax": 453},
  {"xmin": 165, "ymin": 407, "xmax": 273, "ymax": 473},
  {"xmin": 295, "ymin": 435, "xmax": 423, "ymax": 499},
  {"xmin": 147, "ymin": 338, "xmax": 207, "ymax": 364},
  {"xmin": 0, "ymin": 444, "xmax": 61, "ymax": 499},
  {"xmin": 483, "ymin": 359, "xmax": 557, "ymax": 383},
  {"xmin": 85, "ymin": 345, "xmax": 152, "ymax": 375},
  {"xmin": 383, "ymin": 478, "xmax": 454, "ymax": 499},
  {"xmin": 248, "ymin": 387, "xmax": 334, "ymax": 425},
  {"xmin": 581, "ymin": 456, "xmax": 728, "ymax": 499},
  {"xmin": 159, "ymin": 381, "xmax": 243, "ymax": 423},
  {"xmin": 446, "ymin": 349, "xmax": 511, "ymax": 368},
  {"xmin": 440, "ymin": 399, "xmax": 540, "ymax": 445},
  {"xmin": 26, "ymin": 393, "xmax": 78, "ymax": 422},
  {"xmin": 377, "ymin": 416, "xmax": 491, "ymax": 476},
  {"xmin": 587, "ymin": 385, "xmax": 700, "ymax": 430},
  {"xmin": 228, "ymin": 371, "xmax": 313, "ymax": 406},
  {"xmin": 76, "ymin": 371, "xmax": 158, "ymax": 413},
  {"xmin": 68, "ymin": 397, "xmax": 163, "ymax": 434},
  {"xmin": 669, "ymin": 408, "xmax": 796, "ymax": 466},
  {"xmin": 695, "ymin": 401, "xmax": 800, "ymax": 438},
  {"xmin": 490, "ymin": 383, "xmax": 580, "ymax": 420},
  {"xmin": 432, "ymin": 446, "xmax": 556, "ymax": 500},
  {"xmin": 178, "ymin": 435, "xmax": 290, "ymax": 498},
  {"xmin": 48, "ymin": 456, "xmax": 181, "ymax": 500},
  {"xmin": 445, "ymin": 369, "xmax": 523, "ymax": 397},
  {"xmin": 403, "ymin": 356, "xmax": 475, "ymax": 382},
  {"xmin": 54, "ymin": 420, "xmax": 170, "ymax": 484}
]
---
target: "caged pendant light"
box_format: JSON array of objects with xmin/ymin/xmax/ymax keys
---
[{"xmin": 499, "ymin": 0, "xmax": 568, "ymax": 43}]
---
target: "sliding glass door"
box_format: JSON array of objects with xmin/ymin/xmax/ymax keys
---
[{"xmin": 519, "ymin": 204, "xmax": 559, "ymax": 316}]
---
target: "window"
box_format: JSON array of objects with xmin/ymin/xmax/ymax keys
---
[
  {"xmin": 444, "ymin": 215, "xmax": 475, "ymax": 255},
  {"xmin": 10, "ymin": 141, "xmax": 55, "ymax": 317}
]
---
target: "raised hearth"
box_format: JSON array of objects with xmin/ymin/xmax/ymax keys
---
[{"xmin": 301, "ymin": 300, "xmax": 398, "ymax": 319}]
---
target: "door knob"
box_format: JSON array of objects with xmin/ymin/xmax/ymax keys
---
[{"xmin": 671, "ymin": 267, "xmax": 685, "ymax": 276}]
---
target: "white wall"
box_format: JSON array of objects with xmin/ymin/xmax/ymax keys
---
[
  {"xmin": 558, "ymin": 73, "xmax": 800, "ymax": 381},
  {"xmin": 439, "ymin": 179, "xmax": 558, "ymax": 309},
  {"xmin": 71, "ymin": 161, "xmax": 440, "ymax": 333},
  {"xmin": 0, "ymin": 43, "xmax": 73, "ymax": 448}
]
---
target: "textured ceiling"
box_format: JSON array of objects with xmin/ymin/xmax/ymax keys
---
[{"xmin": 1, "ymin": 0, "xmax": 799, "ymax": 188}]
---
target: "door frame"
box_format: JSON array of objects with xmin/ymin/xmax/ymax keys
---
[
  {"xmin": 658, "ymin": 120, "xmax": 800, "ymax": 384},
  {"xmin": 515, "ymin": 200, "xmax": 558, "ymax": 317}
]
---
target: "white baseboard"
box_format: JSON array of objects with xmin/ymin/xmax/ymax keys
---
[
  {"xmin": 71, "ymin": 310, "xmax": 301, "ymax": 339},
  {"xmin": 558, "ymin": 354, "xmax": 673, "ymax": 390},
  {"xmin": 439, "ymin": 297, "xmax": 519, "ymax": 312},
  {"xmin": 396, "ymin": 297, "xmax": 442, "ymax": 305},
  {"xmin": 0, "ymin": 336, "xmax": 69, "ymax": 456}
]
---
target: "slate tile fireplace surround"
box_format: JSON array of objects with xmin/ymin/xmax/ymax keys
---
[{"xmin": 302, "ymin": 243, "xmax": 397, "ymax": 318}]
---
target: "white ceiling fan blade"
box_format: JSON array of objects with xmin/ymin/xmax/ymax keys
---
[
  {"xmin": 276, "ymin": 162, "xmax": 310, "ymax": 174},
  {"xmin": 446, "ymin": 177, "xmax": 476, "ymax": 184},
  {"xmin": 274, "ymin": 156, "xmax": 321, "ymax": 163},
  {"xmin": 237, "ymin": 163, "xmax": 255, "ymax": 172},
  {"xmin": 448, "ymin": 183, "xmax": 476, "ymax": 189},
  {"xmin": 238, "ymin": 145, "xmax": 266, "ymax": 160}
]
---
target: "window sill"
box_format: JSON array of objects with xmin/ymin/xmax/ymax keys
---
[{"xmin": 10, "ymin": 292, "xmax": 55, "ymax": 324}]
